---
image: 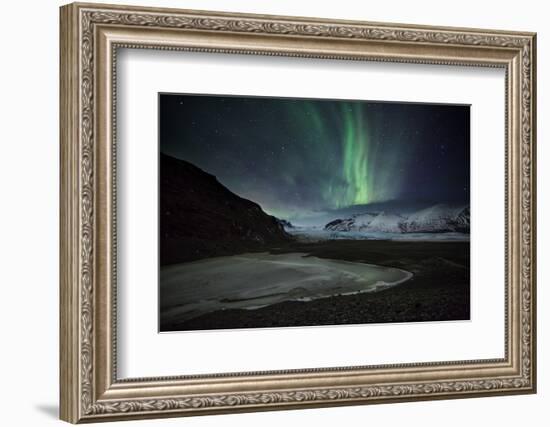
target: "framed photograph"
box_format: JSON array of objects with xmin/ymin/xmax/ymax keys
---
[
  {"xmin": 158, "ymin": 94, "xmax": 471, "ymax": 332},
  {"xmin": 60, "ymin": 2, "xmax": 536, "ymax": 423}
]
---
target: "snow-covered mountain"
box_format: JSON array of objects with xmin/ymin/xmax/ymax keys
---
[
  {"xmin": 324, "ymin": 204, "xmax": 469, "ymax": 234},
  {"xmin": 403, "ymin": 204, "xmax": 469, "ymax": 233},
  {"xmin": 453, "ymin": 206, "xmax": 470, "ymax": 232},
  {"xmin": 325, "ymin": 213, "xmax": 377, "ymax": 231},
  {"xmin": 366, "ymin": 212, "xmax": 406, "ymax": 233}
]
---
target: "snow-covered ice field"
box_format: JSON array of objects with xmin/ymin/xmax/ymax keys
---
[{"xmin": 287, "ymin": 227, "xmax": 470, "ymax": 242}]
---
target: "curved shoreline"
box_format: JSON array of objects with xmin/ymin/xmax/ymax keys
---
[
  {"xmin": 160, "ymin": 240, "xmax": 469, "ymax": 332},
  {"xmin": 160, "ymin": 252, "xmax": 413, "ymax": 324}
]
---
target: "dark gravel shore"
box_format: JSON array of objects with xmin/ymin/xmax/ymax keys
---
[{"xmin": 161, "ymin": 240, "xmax": 470, "ymax": 331}]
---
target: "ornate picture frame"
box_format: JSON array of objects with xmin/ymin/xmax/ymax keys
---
[{"xmin": 60, "ymin": 2, "xmax": 536, "ymax": 423}]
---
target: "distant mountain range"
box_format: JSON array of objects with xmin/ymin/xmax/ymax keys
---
[
  {"xmin": 325, "ymin": 204, "xmax": 469, "ymax": 234},
  {"xmin": 160, "ymin": 154, "xmax": 290, "ymax": 265}
]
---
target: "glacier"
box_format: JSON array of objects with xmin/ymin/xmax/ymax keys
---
[{"xmin": 285, "ymin": 203, "xmax": 470, "ymax": 241}]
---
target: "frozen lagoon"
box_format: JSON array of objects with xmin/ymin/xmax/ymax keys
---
[{"xmin": 160, "ymin": 252, "xmax": 412, "ymax": 327}]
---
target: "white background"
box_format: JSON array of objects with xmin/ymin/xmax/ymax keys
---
[
  {"xmin": 118, "ymin": 50, "xmax": 504, "ymax": 377},
  {"xmin": 0, "ymin": 0, "xmax": 546, "ymax": 426}
]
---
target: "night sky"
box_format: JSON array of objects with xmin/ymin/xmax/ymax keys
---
[{"xmin": 159, "ymin": 94, "xmax": 470, "ymax": 225}]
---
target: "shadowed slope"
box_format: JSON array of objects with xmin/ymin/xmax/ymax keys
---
[{"xmin": 160, "ymin": 153, "xmax": 290, "ymax": 265}]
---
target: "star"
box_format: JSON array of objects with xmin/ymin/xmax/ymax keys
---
[{"xmin": 161, "ymin": 93, "xmax": 470, "ymax": 219}]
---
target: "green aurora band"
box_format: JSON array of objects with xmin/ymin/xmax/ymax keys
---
[
  {"xmin": 162, "ymin": 93, "xmax": 469, "ymax": 225},
  {"xmin": 341, "ymin": 104, "xmax": 370, "ymax": 206},
  {"xmin": 163, "ymin": 95, "xmax": 411, "ymax": 223},
  {"xmin": 288, "ymin": 100, "xmax": 400, "ymax": 211}
]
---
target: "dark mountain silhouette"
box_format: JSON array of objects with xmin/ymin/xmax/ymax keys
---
[{"xmin": 160, "ymin": 153, "xmax": 291, "ymax": 265}]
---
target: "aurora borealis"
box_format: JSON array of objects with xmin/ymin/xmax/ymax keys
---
[{"xmin": 160, "ymin": 94, "xmax": 470, "ymax": 225}]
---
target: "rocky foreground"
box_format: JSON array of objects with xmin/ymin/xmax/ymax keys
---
[{"xmin": 161, "ymin": 240, "xmax": 470, "ymax": 331}]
